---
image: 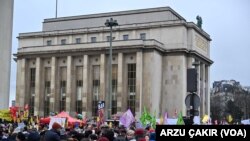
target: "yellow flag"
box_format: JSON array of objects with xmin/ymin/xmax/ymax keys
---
[
  {"xmin": 109, "ymin": 122, "xmax": 113, "ymax": 128},
  {"xmin": 202, "ymin": 115, "xmax": 209, "ymax": 123},
  {"xmin": 227, "ymin": 115, "xmax": 233, "ymax": 123},
  {"xmin": 159, "ymin": 116, "xmax": 164, "ymax": 125}
]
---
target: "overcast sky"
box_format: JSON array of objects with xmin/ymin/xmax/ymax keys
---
[{"xmin": 10, "ymin": 0, "xmax": 250, "ymax": 103}]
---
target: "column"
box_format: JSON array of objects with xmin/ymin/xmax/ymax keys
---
[
  {"xmin": 206, "ymin": 65, "xmax": 210, "ymax": 116},
  {"xmin": 16, "ymin": 58, "xmax": 26, "ymax": 107},
  {"xmin": 117, "ymin": 53, "xmax": 123, "ymax": 112},
  {"xmin": 136, "ymin": 51, "xmax": 143, "ymax": 118},
  {"xmin": 196, "ymin": 61, "xmax": 201, "ymax": 96},
  {"xmin": 66, "ymin": 56, "xmax": 72, "ymax": 112},
  {"xmin": 50, "ymin": 57, "xmax": 57, "ymax": 112},
  {"xmin": 83, "ymin": 55, "xmax": 89, "ymax": 117},
  {"xmin": 34, "ymin": 57, "xmax": 41, "ymax": 116},
  {"xmin": 100, "ymin": 54, "xmax": 106, "ymax": 100}
]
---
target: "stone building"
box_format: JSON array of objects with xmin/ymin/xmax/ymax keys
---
[
  {"xmin": 0, "ymin": 0, "xmax": 14, "ymax": 109},
  {"xmin": 15, "ymin": 7, "xmax": 212, "ymax": 118}
]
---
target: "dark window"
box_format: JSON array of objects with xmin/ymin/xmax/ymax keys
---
[
  {"xmin": 60, "ymin": 67, "xmax": 67, "ymax": 112},
  {"xmin": 127, "ymin": 64, "xmax": 136, "ymax": 115},
  {"xmin": 106, "ymin": 36, "xmax": 111, "ymax": 42},
  {"xmin": 61, "ymin": 39, "xmax": 66, "ymax": 45},
  {"xmin": 47, "ymin": 40, "xmax": 52, "ymax": 46},
  {"xmin": 123, "ymin": 35, "xmax": 129, "ymax": 40},
  {"xmin": 76, "ymin": 38, "xmax": 81, "ymax": 44},
  {"xmin": 29, "ymin": 68, "xmax": 36, "ymax": 115},
  {"xmin": 92, "ymin": 65, "xmax": 100, "ymax": 116},
  {"xmin": 91, "ymin": 37, "xmax": 97, "ymax": 43},
  {"xmin": 140, "ymin": 33, "xmax": 146, "ymax": 40},
  {"xmin": 76, "ymin": 66, "xmax": 83, "ymax": 114},
  {"xmin": 112, "ymin": 65, "xmax": 118, "ymax": 114}
]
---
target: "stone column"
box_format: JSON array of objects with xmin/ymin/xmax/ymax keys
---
[
  {"xmin": 34, "ymin": 57, "xmax": 41, "ymax": 116},
  {"xmin": 50, "ymin": 57, "xmax": 57, "ymax": 112},
  {"xmin": 100, "ymin": 54, "xmax": 106, "ymax": 101},
  {"xmin": 117, "ymin": 53, "xmax": 123, "ymax": 112},
  {"xmin": 136, "ymin": 51, "xmax": 143, "ymax": 118},
  {"xmin": 16, "ymin": 58, "xmax": 26, "ymax": 107},
  {"xmin": 206, "ymin": 65, "xmax": 210, "ymax": 116},
  {"xmin": 66, "ymin": 56, "xmax": 72, "ymax": 113},
  {"xmin": 196, "ymin": 61, "xmax": 201, "ymax": 97},
  {"xmin": 83, "ymin": 55, "xmax": 89, "ymax": 117}
]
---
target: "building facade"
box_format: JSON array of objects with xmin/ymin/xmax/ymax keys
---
[
  {"xmin": 15, "ymin": 7, "xmax": 212, "ymax": 118},
  {"xmin": 211, "ymin": 80, "xmax": 250, "ymax": 122},
  {"xmin": 0, "ymin": 0, "xmax": 14, "ymax": 109}
]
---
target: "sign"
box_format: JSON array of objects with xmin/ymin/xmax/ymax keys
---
[
  {"xmin": 98, "ymin": 101, "xmax": 105, "ymax": 109},
  {"xmin": 49, "ymin": 117, "xmax": 66, "ymax": 129}
]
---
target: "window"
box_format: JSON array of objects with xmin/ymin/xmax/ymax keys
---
[
  {"xmin": 60, "ymin": 67, "xmax": 67, "ymax": 111},
  {"xmin": 76, "ymin": 66, "xmax": 83, "ymax": 114},
  {"xmin": 140, "ymin": 33, "xmax": 146, "ymax": 40},
  {"xmin": 127, "ymin": 64, "xmax": 136, "ymax": 115},
  {"xmin": 44, "ymin": 67, "xmax": 51, "ymax": 116},
  {"xmin": 112, "ymin": 65, "xmax": 118, "ymax": 114},
  {"xmin": 29, "ymin": 68, "xmax": 36, "ymax": 115},
  {"xmin": 123, "ymin": 35, "xmax": 129, "ymax": 40},
  {"xmin": 61, "ymin": 39, "xmax": 66, "ymax": 45},
  {"xmin": 47, "ymin": 40, "xmax": 52, "ymax": 46},
  {"xmin": 92, "ymin": 65, "xmax": 100, "ymax": 116},
  {"xmin": 91, "ymin": 37, "xmax": 97, "ymax": 43},
  {"xmin": 76, "ymin": 38, "xmax": 81, "ymax": 44},
  {"xmin": 106, "ymin": 36, "xmax": 111, "ymax": 42}
]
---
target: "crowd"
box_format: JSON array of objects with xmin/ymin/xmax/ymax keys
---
[{"xmin": 0, "ymin": 120, "xmax": 156, "ymax": 141}]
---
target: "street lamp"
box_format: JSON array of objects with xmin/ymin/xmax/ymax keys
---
[{"xmin": 105, "ymin": 18, "xmax": 118, "ymax": 119}]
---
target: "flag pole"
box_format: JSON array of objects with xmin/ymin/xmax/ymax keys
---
[{"xmin": 55, "ymin": 0, "xmax": 58, "ymax": 18}]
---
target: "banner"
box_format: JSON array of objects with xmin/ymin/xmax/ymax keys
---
[
  {"xmin": 0, "ymin": 109, "xmax": 12, "ymax": 121},
  {"xmin": 49, "ymin": 117, "xmax": 66, "ymax": 129},
  {"xmin": 119, "ymin": 109, "xmax": 135, "ymax": 128}
]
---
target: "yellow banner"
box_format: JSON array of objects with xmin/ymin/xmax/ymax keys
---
[{"xmin": 0, "ymin": 109, "xmax": 12, "ymax": 121}]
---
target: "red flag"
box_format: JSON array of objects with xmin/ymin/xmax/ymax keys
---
[{"xmin": 24, "ymin": 104, "xmax": 29, "ymax": 110}]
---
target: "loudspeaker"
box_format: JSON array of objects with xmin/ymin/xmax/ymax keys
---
[{"xmin": 187, "ymin": 69, "xmax": 197, "ymax": 92}]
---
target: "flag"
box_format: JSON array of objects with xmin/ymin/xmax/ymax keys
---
[
  {"xmin": 202, "ymin": 115, "xmax": 209, "ymax": 124},
  {"xmin": 109, "ymin": 122, "xmax": 113, "ymax": 128},
  {"xmin": 214, "ymin": 120, "xmax": 218, "ymax": 125},
  {"xmin": 140, "ymin": 107, "xmax": 152, "ymax": 126},
  {"xmin": 164, "ymin": 112, "xmax": 168, "ymax": 125},
  {"xmin": 176, "ymin": 112, "xmax": 185, "ymax": 125},
  {"xmin": 119, "ymin": 109, "xmax": 135, "ymax": 128},
  {"xmin": 159, "ymin": 116, "xmax": 164, "ymax": 125},
  {"xmin": 227, "ymin": 115, "xmax": 233, "ymax": 123},
  {"xmin": 151, "ymin": 110, "xmax": 156, "ymax": 129}
]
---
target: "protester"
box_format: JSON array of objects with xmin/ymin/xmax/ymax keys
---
[
  {"xmin": 44, "ymin": 122, "xmax": 62, "ymax": 141},
  {"xmin": 15, "ymin": 132, "xmax": 26, "ymax": 141}
]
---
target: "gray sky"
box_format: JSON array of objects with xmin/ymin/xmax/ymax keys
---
[{"xmin": 10, "ymin": 0, "xmax": 250, "ymax": 104}]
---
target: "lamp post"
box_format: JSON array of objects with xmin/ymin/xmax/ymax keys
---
[
  {"xmin": 105, "ymin": 18, "xmax": 118, "ymax": 119},
  {"xmin": 191, "ymin": 61, "xmax": 200, "ymax": 122}
]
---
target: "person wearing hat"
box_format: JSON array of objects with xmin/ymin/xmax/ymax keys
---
[
  {"xmin": 134, "ymin": 128, "xmax": 145, "ymax": 141},
  {"xmin": 44, "ymin": 122, "xmax": 62, "ymax": 141}
]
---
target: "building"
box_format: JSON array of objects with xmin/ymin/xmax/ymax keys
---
[
  {"xmin": 15, "ymin": 7, "xmax": 212, "ymax": 118},
  {"xmin": 0, "ymin": 0, "xmax": 14, "ymax": 109},
  {"xmin": 211, "ymin": 80, "xmax": 250, "ymax": 121}
]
